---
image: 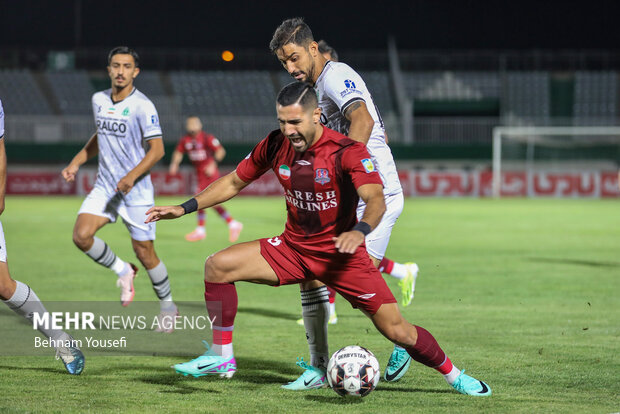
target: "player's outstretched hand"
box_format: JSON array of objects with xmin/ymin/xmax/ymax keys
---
[
  {"xmin": 332, "ymin": 231, "xmax": 365, "ymax": 254},
  {"xmin": 61, "ymin": 164, "xmax": 79, "ymax": 182},
  {"xmin": 145, "ymin": 205, "xmax": 185, "ymax": 223}
]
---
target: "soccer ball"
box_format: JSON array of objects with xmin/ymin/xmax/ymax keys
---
[{"xmin": 326, "ymin": 345, "xmax": 380, "ymax": 397}]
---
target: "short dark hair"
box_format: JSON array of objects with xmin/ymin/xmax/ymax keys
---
[
  {"xmin": 269, "ymin": 17, "xmax": 314, "ymax": 53},
  {"xmin": 277, "ymin": 82, "xmax": 318, "ymax": 110},
  {"xmin": 107, "ymin": 46, "xmax": 140, "ymax": 67},
  {"xmin": 318, "ymin": 40, "xmax": 338, "ymax": 62}
]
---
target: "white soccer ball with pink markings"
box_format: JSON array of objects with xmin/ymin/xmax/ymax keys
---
[{"xmin": 327, "ymin": 345, "xmax": 380, "ymax": 397}]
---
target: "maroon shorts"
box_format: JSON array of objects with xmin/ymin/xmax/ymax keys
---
[
  {"xmin": 196, "ymin": 171, "xmax": 220, "ymax": 192},
  {"xmin": 259, "ymin": 235, "xmax": 396, "ymax": 315}
]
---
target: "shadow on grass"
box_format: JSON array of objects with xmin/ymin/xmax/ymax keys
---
[
  {"xmin": 375, "ymin": 385, "xmax": 453, "ymax": 394},
  {"xmin": 137, "ymin": 355, "xmax": 301, "ymax": 395},
  {"xmin": 304, "ymin": 395, "xmax": 365, "ymax": 405},
  {"xmin": 528, "ymin": 257, "xmax": 620, "ymax": 268},
  {"xmin": 237, "ymin": 307, "xmax": 298, "ymax": 321}
]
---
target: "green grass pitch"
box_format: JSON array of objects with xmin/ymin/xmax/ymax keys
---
[{"xmin": 0, "ymin": 196, "xmax": 618, "ymax": 413}]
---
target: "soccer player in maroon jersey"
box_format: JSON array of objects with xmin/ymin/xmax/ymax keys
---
[
  {"xmin": 145, "ymin": 82, "xmax": 491, "ymax": 396},
  {"xmin": 169, "ymin": 116, "xmax": 243, "ymax": 242}
]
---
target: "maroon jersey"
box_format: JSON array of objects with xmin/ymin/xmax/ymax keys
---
[
  {"xmin": 175, "ymin": 131, "xmax": 222, "ymax": 173},
  {"xmin": 236, "ymin": 126, "xmax": 382, "ymax": 251}
]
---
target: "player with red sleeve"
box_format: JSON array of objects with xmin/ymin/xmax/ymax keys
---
[
  {"xmin": 169, "ymin": 116, "xmax": 242, "ymax": 242},
  {"xmin": 146, "ymin": 82, "xmax": 491, "ymax": 397}
]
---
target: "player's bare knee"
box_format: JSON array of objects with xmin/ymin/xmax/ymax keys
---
[
  {"xmin": 72, "ymin": 227, "xmax": 93, "ymax": 251},
  {"xmin": 204, "ymin": 254, "xmax": 227, "ymax": 283}
]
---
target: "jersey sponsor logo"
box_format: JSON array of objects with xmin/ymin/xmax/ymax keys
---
[
  {"xmin": 151, "ymin": 115, "xmax": 159, "ymax": 125},
  {"xmin": 122, "ymin": 107, "xmax": 130, "ymax": 116},
  {"xmin": 314, "ymin": 168, "xmax": 330, "ymax": 185},
  {"xmin": 284, "ymin": 189, "xmax": 337, "ymax": 212},
  {"xmin": 340, "ymin": 79, "xmax": 363, "ymax": 98},
  {"xmin": 361, "ymin": 158, "xmax": 375, "ymax": 173},
  {"xmin": 96, "ymin": 119, "xmax": 127, "ymax": 134},
  {"xmin": 278, "ymin": 164, "xmax": 291, "ymax": 180},
  {"xmin": 267, "ymin": 237, "xmax": 282, "ymax": 246},
  {"xmin": 295, "ymin": 160, "xmax": 311, "ymax": 166},
  {"xmin": 356, "ymin": 293, "xmax": 376, "ymax": 300}
]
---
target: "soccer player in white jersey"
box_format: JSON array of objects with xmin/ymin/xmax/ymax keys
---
[
  {"xmin": 0, "ymin": 98, "xmax": 85, "ymax": 374},
  {"xmin": 270, "ymin": 18, "xmax": 418, "ymax": 389},
  {"xmin": 62, "ymin": 47, "xmax": 178, "ymax": 332}
]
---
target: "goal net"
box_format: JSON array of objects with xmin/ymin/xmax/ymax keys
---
[{"xmin": 492, "ymin": 126, "xmax": 620, "ymax": 197}]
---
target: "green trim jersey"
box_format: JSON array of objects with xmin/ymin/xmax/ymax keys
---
[
  {"xmin": 91, "ymin": 88, "xmax": 162, "ymax": 205},
  {"xmin": 315, "ymin": 61, "xmax": 402, "ymax": 196},
  {"xmin": 0, "ymin": 98, "xmax": 4, "ymax": 139}
]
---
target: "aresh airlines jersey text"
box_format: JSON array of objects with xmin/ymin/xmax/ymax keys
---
[
  {"xmin": 175, "ymin": 131, "xmax": 222, "ymax": 172},
  {"xmin": 315, "ymin": 61, "xmax": 401, "ymax": 196},
  {"xmin": 235, "ymin": 126, "xmax": 383, "ymax": 251},
  {"xmin": 92, "ymin": 88, "xmax": 162, "ymax": 205}
]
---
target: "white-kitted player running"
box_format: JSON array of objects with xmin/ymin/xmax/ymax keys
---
[
  {"xmin": 0, "ymin": 98, "xmax": 85, "ymax": 374},
  {"xmin": 62, "ymin": 46, "xmax": 178, "ymax": 332}
]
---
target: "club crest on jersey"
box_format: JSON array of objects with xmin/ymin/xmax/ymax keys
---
[
  {"xmin": 278, "ymin": 164, "xmax": 291, "ymax": 180},
  {"xmin": 361, "ymin": 158, "xmax": 375, "ymax": 173},
  {"xmin": 314, "ymin": 168, "xmax": 330, "ymax": 185}
]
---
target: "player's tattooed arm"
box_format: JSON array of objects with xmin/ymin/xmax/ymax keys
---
[
  {"xmin": 343, "ymin": 100, "xmax": 374, "ymax": 145},
  {"xmin": 62, "ymin": 133, "xmax": 98, "ymax": 182},
  {"xmin": 333, "ymin": 183, "xmax": 386, "ymax": 254}
]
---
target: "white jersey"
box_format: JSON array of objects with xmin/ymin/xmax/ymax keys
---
[
  {"xmin": 91, "ymin": 88, "xmax": 162, "ymax": 205},
  {"xmin": 315, "ymin": 61, "xmax": 402, "ymax": 196},
  {"xmin": 0, "ymin": 98, "xmax": 5, "ymax": 139}
]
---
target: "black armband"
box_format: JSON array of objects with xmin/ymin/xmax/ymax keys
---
[
  {"xmin": 352, "ymin": 221, "xmax": 372, "ymax": 236},
  {"xmin": 179, "ymin": 198, "xmax": 198, "ymax": 215}
]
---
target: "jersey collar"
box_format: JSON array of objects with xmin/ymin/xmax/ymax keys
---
[
  {"xmin": 110, "ymin": 87, "xmax": 137, "ymax": 105},
  {"xmin": 314, "ymin": 60, "xmax": 332, "ymax": 86}
]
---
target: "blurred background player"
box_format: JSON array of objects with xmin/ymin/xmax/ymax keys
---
[
  {"xmin": 271, "ymin": 18, "xmax": 418, "ymax": 388},
  {"xmin": 168, "ymin": 116, "xmax": 243, "ymax": 242},
  {"xmin": 317, "ymin": 39, "xmax": 338, "ymax": 61},
  {"xmin": 0, "ymin": 98, "xmax": 84, "ymax": 374},
  {"xmin": 61, "ymin": 46, "xmax": 178, "ymax": 332}
]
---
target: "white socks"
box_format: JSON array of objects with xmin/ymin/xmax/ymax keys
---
[
  {"xmin": 212, "ymin": 343, "xmax": 234, "ymax": 359},
  {"xmin": 301, "ymin": 286, "xmax": 330, "ymax": 370},
  {"xmin": 443, "ymin": 364, "xmax": 461, "ymax": 385},
  {"xmin": 146, "ymin": 261, "xmax": 175, "ymax": 311},
  {"xmin": 388, "ymin": 262, "xmax": 408, "ymax": 280},
  {"xmin": 3, "ymin": 280, "xmax": 63, "ymax": 339},
  {"xmin": 85, "ymin": 237, "xmax": 130, "ymax": 277}
]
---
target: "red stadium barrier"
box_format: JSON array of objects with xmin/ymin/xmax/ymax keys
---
[{"xmin": 4, "ymin": 168, "xmax": 619, "ymax": 198}]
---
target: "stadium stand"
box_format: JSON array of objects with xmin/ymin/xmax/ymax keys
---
[
  {"xmin": 503, "ymin": 71, "xmax": 550, "ymax": 122},
  {"xmin": 573, "ymin": 71, "xmax": 618, "ymax": 122},
  {"xmin": 0, "ymin": 69, "xmax": 53, "ymax": 115},
  {"xmin": 45, "ymin": 71, "xmax": 94, "ymax": 115},
  {"xmin": 169, "ymin": 71, "xmax": 276, "ymax": 116}
]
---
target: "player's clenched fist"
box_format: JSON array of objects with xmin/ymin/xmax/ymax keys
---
[
  {"xmin": 61, "ymin": 164, "xmax": 79, "ymax": 182},
  {"xmin": 145, "ymin": 205, "xmax": 185, "ymax": 223}
]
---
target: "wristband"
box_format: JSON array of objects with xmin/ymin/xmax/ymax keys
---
[
  {"xmin": 352, "ymin": 221, "xmax": 372, "ymax": 236},
  {"xmin": 179, "ymin": 198, "xmax": 198, "ymax": 215}
]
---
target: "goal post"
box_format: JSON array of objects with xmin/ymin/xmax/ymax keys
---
[{"xmin": 492, "ymin": 126, "xmax": 620, "ymax": 197}]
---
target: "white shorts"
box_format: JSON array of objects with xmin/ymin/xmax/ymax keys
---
[
  {"xmin": 78, "ymin": 186, "xmax": 156, "ymax": 241},
  {"xmin": 356, "ymin": 192, "xmax": 404, "ymax": 260},
  {"xmin": 0, "ymin": 221, "xmax": 6, "ymax": 262}
]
